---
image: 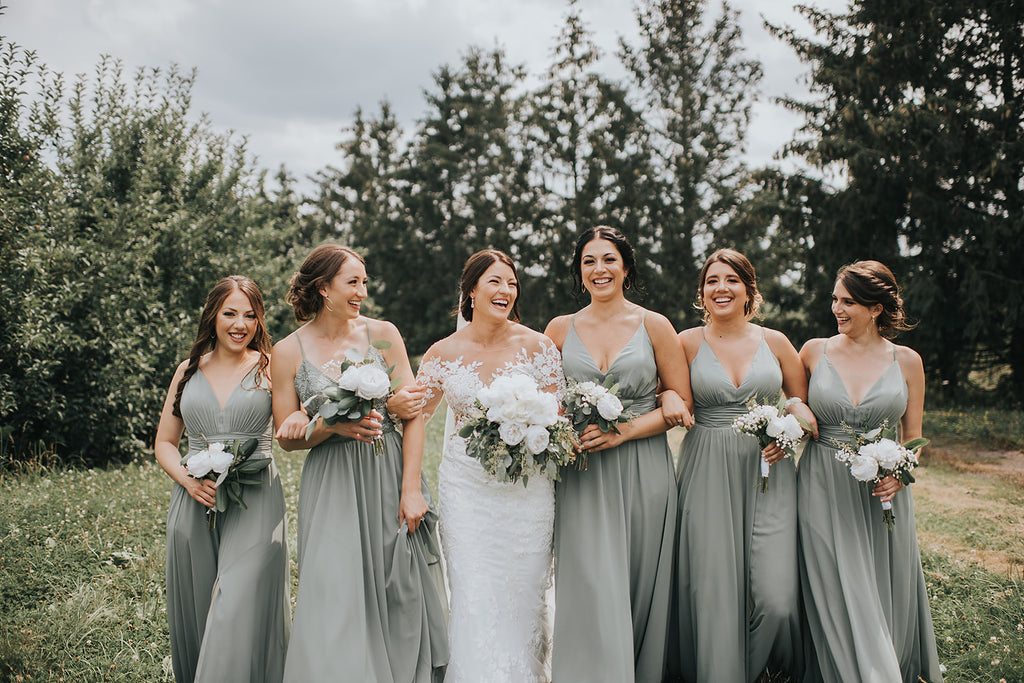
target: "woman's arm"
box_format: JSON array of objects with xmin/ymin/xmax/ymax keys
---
[{"xmin": 154, "ymin": 361, "xmax": 217, "ymax": 508}]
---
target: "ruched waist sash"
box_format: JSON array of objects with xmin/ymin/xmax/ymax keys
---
[
  {"xmin": 187, "ymin": 432, "xmax": 274, "ymax": 459},
  {"xmin": 816, "ymin": 425, "xmax": 855, "ymax": 447},
  {"xmin": 693, "ymin": 404, "xmax": 748, "ymax": 429}
]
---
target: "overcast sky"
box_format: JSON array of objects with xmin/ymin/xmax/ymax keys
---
[{"xmin": 3, "ymin": 0, "xmax": 847, "ymax": 189}]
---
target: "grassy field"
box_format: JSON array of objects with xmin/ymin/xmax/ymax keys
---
[{"xmin": 1, "ymin": 405, "xmax": 1022, "ymax": 682}]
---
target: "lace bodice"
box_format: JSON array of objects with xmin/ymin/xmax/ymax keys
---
[
  {"xmin": 295, "ymin": 345, "xmax": 398, "ymax": 435},
  {"xmin": 417, "ymin": 340, "xmax": 565, "ymax": 429}
]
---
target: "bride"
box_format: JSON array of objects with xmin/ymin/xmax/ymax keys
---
[{"xmin": 415, "ymin": 249, "xmax": 564, "ymax": 682}]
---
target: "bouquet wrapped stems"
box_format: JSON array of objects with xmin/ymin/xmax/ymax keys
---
[{"xmin": 181, "ymin": 437, "xmax": 271, "ymax": 530}]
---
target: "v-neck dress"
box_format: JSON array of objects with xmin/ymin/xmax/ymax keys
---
[
  {"xmin": 797, "ymin": 343, "xmax": 942, "ymax": 683},
  {"xmin": 552, "ymin": 315, "xmax": 678, "ymax": 683},
  {"xmin": 669, "ymin": 334, "xmax": 802, "ymax": 682},
  {"xmin": 283, "ymin": 332, "xmax": 448, "ymax": 683},
  {"xmin": 166, "ymin": 365, "xmax": 290, "ymax": 683}
]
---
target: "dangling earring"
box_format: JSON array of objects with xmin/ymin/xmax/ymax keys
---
[
  {"xmin": 323, "ymin": 295, "xmax": 335, "ymax": 313},
  {"xmin": 470, "ymin": 298, "xmax": 475, "ymax": 309},
  {"xmin": 624, "ymin": 281, "xmax": 631, "ymax": 291}
]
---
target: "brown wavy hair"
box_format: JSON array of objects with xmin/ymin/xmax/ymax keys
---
[
  {"xmin": 836, "ymin": 260, "xmax": 915, "ymax": 339},
  {"xmin": 457, "ymin": 249, "xmax": 521, "ymax": 322},
  {"xmin": 286, "ymin": 245, "xmax": 365, "ymax": 322},
  {"xmin": 172, "ymin": 276, "xmax": 271, "ymax": 418},
  {"xmin": 695, "ymin": 248, "xmax": 763, "ymax": 324}
]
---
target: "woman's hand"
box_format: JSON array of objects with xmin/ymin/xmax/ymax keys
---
[
  {"xmin": 659, "ymin": 390, "xmax": 694, "ymax": 429},
  {"xmin": 578, "ymin": 423, "xmax": 625, "ymax": 453},
  {"xmin": 387, "ymin": 385, "xmax": 426, "ymax": 422},
  {"xmin": 184, "ymin": 476, "xmax": 218, "ymax": 508},
  {"xmin": 399, "ymin": 487, "xmax": 429, "ymax": 534},
  {"xmin": 275, "ymin": 409, "xmax": 309, "ymax": 440},
  {"xmin": 872, "ymin": 475, "xmax": 904, "ymax": 503},
  {"xmin": 331, "ymin": 410, "xmax": 384, "ymax": 442},
  {"xmin": 761, "ymin": 441, "xmax": 787, "ymax": 465}
]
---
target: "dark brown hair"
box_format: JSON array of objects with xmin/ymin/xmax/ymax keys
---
[
  {"xmin": 571, "ymin": 226, "xmax": 642, "ymax": 301},
  {"xmin": 286, "ymin": 244, "xmax": 365, "ymax": 322},
  {"xmin": 836, "ymin": 260, "xmax": 914, "ymax": 338},
  {"xmin": 696, "ymin": 248, "xmax": 763, "ymax": 324},
  {"xmin": 172, "ymin": 276, "xmax": 271, "ymax": 417},
  {"xmin": 458, "ymin": 249, "xmax": 521, "ymax": 322}
]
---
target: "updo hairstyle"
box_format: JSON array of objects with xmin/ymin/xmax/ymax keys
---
[
  {"xmin": 836, "ymin": 260, "xmax": 915, "ymax": 338},
  {"xmin": 695, "ymin": 248, "xmax": 763, "ymax": 324},
  {"xmin": 286, "ymin": 245, "xmax": 365, "ymax": 322}
]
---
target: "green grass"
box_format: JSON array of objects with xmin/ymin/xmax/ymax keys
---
[
  {"xmin": 924, "ymin": 407, "xmax": 1024, "ymax": 452},
  {"xmin": 1, "ymin": 405, "xmax": 1022, "ymax": 681}
]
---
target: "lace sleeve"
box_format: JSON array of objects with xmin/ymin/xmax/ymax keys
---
[
  {"xmin": 416, "ymin": 354, "xmax": 445, "ymax": 421},
  {"xmin": 531, "ymin": 339, "xmax": 566, "ymax": 401}
]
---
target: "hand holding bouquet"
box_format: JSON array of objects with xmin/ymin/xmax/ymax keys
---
[
  {"xmin": 458, "ymin": 374, "xmax": 579, "ymax": 486},
  {"xmin": 181, "ymin": 437, "xmax": 271, "ymax": 529},
  {"xmin": 732, "ymin": 394, "xmax": 811, "ymax": 492},
  {"xmin": 562, "ymin": 376, "xmax": 633, "ymax": 468},
  {"xmin": 303, "ymin": 341, "xmax": 400, "ymax": 453},
  {"xmin": 831, "ymin": 421, "xmax": 929, "ymax": 531}
]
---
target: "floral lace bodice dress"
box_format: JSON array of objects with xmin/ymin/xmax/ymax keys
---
[{"xmin": 417, "ymin": 340, "xmax": 565, "ymax": 683}]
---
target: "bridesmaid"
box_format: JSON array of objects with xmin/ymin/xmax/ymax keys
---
[
  {"xmin": 154, "ymin": 276, "xmax": 290, "ymax": 683},
  {"xmin": 669, "ymin": 248, "xmax": 816, "ymax": 682},
  {"xmin": 271, "ymin": 244, "xmax": 448, "ymax": 683},
  {"xmin": 544, "ymin": 226, "xmax": 694, "ymax": 683},
  {"xmin": 798, "ymin": 260, "xmax": 942, "ymax": 682}
]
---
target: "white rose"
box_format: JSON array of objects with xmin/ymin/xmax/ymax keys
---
[
  {"xmin": 354, "ymin": 366, "xmax": 390, "ymax": 400},
  {"xmin": 596, "ymin": 393, "xmax": 624, "ymax": 420},
  {"xmin": 866, "ymin": 438, "xmax": 903, "ymax": 471},
  {"xmin": 849, "ymin": 454, "xmax": 879, "ymax": 482},
  {"xmin": 337, "ymin": 365, "xmax": 361, "ymax": 392},
  {"xmin": 766, "ymin": 414, "xmax": 803, "ymax": 441},
  {"xmin": 524, "ymin": 424, "xmax": 550, "ymax": 454},
  {"xmin": 498, "ymin": 421, "xmax": 528, "ymax": 446},
  {"xmin": 207, "ymin": 442, "xmax": 235, "ymax": 473},
  {"xmin": 185, "ymin": 449, "xmax": 214, "ymax": 478}
]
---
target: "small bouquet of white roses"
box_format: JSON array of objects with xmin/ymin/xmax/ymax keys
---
[
  {"xmin": 458, "ymin": 373, "xmax": 580, "ymax": 487},
  {"xmin": 303, "ymin": 341, "xmax": 400, "ymax": 454},
  {"xmin": 732, "ymin": 393, "xmax": 810, "ymax": 492},
  {"xmin": 562, "ymin": 376, "xmax": 633, "ymax": 469},
  {"xmin": 830, "ymin": 421, "xmax": 929, "ymax": 531},
  {"xmin": 181, "ymin": 437, "xmax": 271, "ymax": 529}
]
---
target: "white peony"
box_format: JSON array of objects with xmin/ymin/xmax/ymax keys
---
[
  {"xmin": 849, "ymin": 454, "xmax": 880, "ymax": 482},
  {"xmin": 524, "ymin": 424, "xmax": 550, "ymax": 454},
  {"xmin": 337, "ymin": 365, "xmax": 361, "ymax": 392},
  {"xmin": 353, "ymin": 365, "xmax": 390, "ymax": 400},
  {"xmin": 207, "ymin": 442, "xmax": 235, "ymax": 473},
  {"xmin": 864, "ymin": 438, "xmax": 903, "ymax": 471},
  {"xmin": 498, "ymin": 421, "xmax": 528, "ymax": 446},
  {"xmin": 185, "ymin": 449, "xmax": 214, "ymax": 477},
  {"xmin": 526, "ymin": 393, "xmax": 559, "ymax": 427},
  {"xmin": 766, "ymin": 414, "xmax": 803, "ymax": 442},
  {"xmin": 596, "ymin": 393, "xmax": 624, "ymax": 421}
]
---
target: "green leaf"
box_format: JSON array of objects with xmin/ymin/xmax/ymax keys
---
[
  {"xmin": 371, "ymin": 339, "xmax": 392, "ymax": 350},
  {"xmin": 902, "ymin": 437, "xmax": 930, "ymax": 453}
]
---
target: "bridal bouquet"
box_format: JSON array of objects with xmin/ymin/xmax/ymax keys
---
[
  {"xmin": 830, "ymin": 421, "xmax": 929, "ymax": 531},
  {"xmin": 303, "ymin": 341, "xmax": 400, "ymax": 454},
  {"xmin": 562, "ymin": 376, "xmax": 633, "ymax": 468},
  {"xmin": 181, "ymin": 437, "xmax": 271, "ymax": 529},
  {"xmin": 732, "ymin": 394, "xmax": 810, "ymax": 492},
  {"xmin": 458, "ymin": 374, "xmax": 579, "ymax": 486}
]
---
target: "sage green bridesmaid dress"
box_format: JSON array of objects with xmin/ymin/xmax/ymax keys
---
[
  {"xmin": 798, "ymin": 341, "xmax": 942, "ymax": 682},
  {"xmin": 166, "ymin": 365, "xmax": 290, "ymax": 683},
  {"xmin": 671, "ymin": 331, "xmax": 802, "ymax": 682},
  {"xmin": 283, "ymin": 331, "xmax": 448, "ymax": 683},
  {"xmin": 553, "ymin": 315, "xmax": 677, "ymax": 683}
]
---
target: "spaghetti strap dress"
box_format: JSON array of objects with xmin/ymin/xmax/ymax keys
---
[
  {"xmin": 283, "ymin": 330, "xmax": 448, "ymax": 683},
  {"xmin": 670, "ymin": 332, "xmax": 802, "ymax": 682},
  {"xmin": 165, "ymin": 365, "xmax": 290, "ymax": 683},
  {"xmin": 552, "ymin": 315, "xmax": 678, "ymax": 683},
  {"xmin": 797, "ymin": 342, "xmax": 942, "ymax": 682}
]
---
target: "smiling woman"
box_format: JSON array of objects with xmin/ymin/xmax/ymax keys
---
[{"xmin": 153, "ymin": 275, "xmax": 290, "ymax": 683}]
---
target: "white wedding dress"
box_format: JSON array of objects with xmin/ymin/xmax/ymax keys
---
[{"xmin": 418, "ymin": 341, "xmax": 564, "ymax": 683}]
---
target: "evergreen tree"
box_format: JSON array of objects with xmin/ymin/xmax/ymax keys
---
[{"xmin": 769, "ymin": 0, "xmax": 1024, "ymax": 400}]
